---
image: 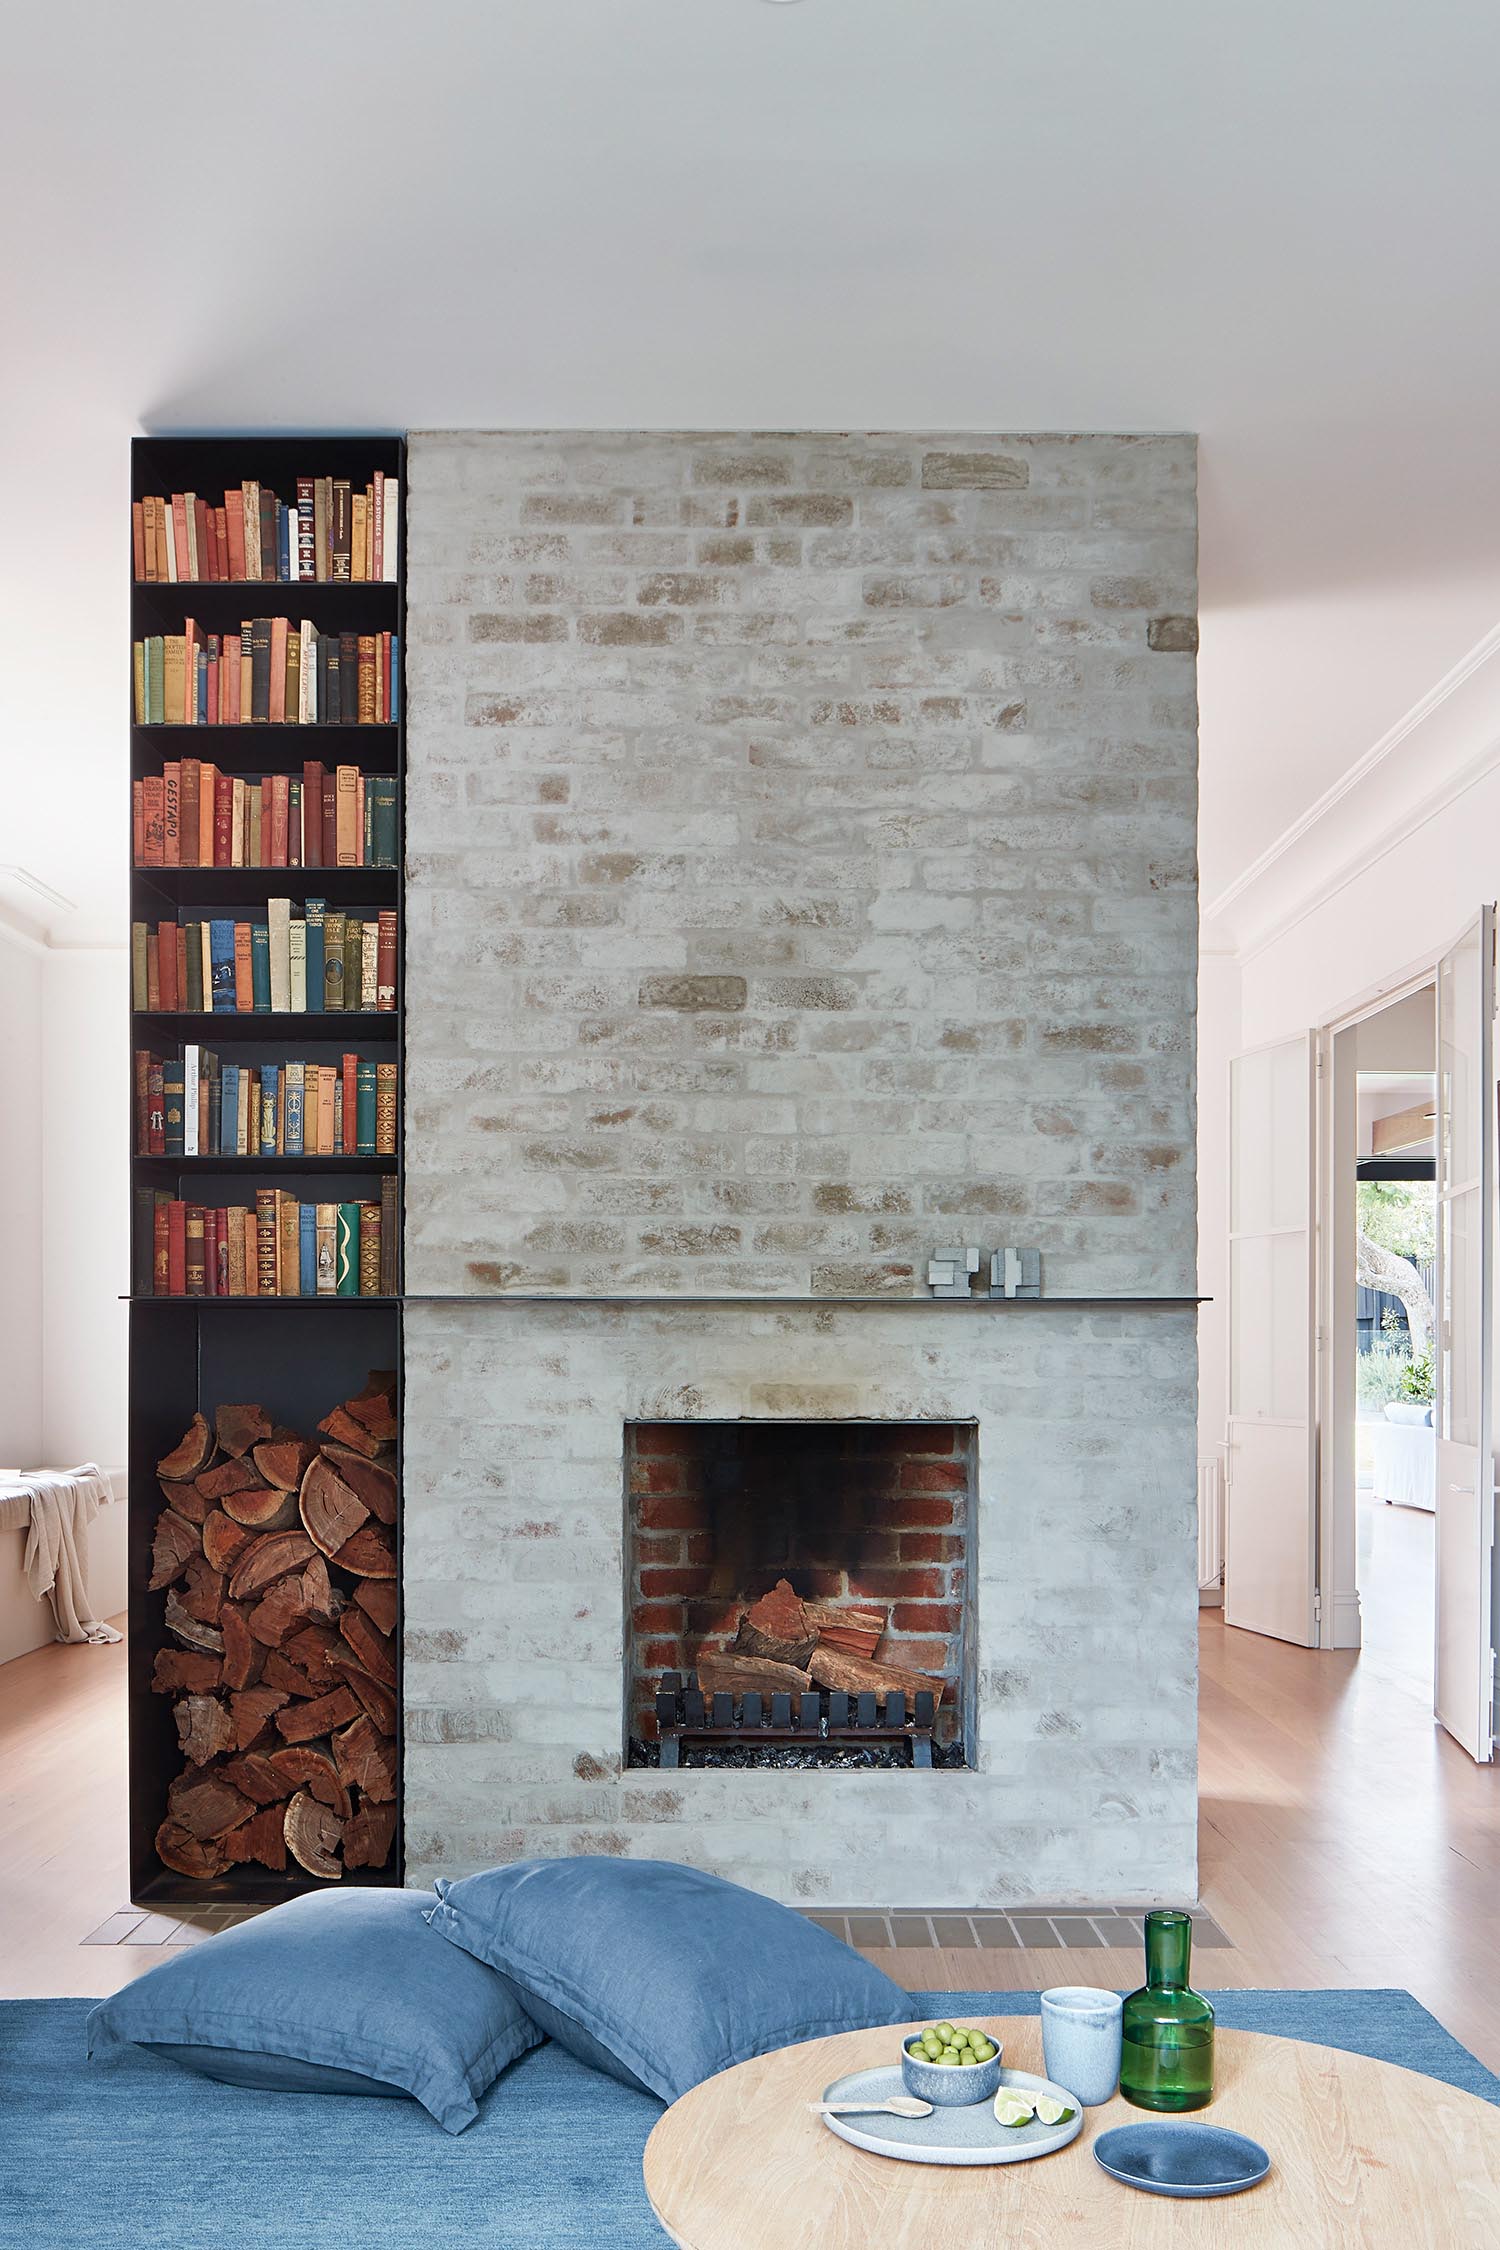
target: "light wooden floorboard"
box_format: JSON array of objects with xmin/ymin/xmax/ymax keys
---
[{"xmin": 3, "ymin": 1520, "xmax": 1498, "ymax": 2073}]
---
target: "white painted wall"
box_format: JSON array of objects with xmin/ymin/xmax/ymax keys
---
[
  {"xmin": 1196, "ymin": 946, "xmax": 1241, "ymax": 1483},
  {"xmin": 1239, "ymin": 763, "xmax": 1500, "ymax": 1046},
  {"xmin": 0, "ymin": 929, "xmax": 43, "ymax": 1468},
  {"xmin": 0, "ymin": 936, "xmax": 127, "ymax": 1664}
]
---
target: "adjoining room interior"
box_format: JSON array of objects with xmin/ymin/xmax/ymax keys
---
[{"xmin": 4, "ymin": 3, "xmax": 1500, "ymax": 2240}]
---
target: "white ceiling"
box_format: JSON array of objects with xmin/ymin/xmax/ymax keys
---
[{"xmin": 4, "ymin": 0, "xmax": 1499, "ymax": 945}]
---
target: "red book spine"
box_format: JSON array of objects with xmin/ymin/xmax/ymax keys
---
[
  {"xmin": 132, "ymin": 779, "xmax": 145, "ymax": 865},
  {"xmin": 225, "ymin": 635, "xmax": 241, "ymax": 726},
  {"xmin": 194, "ymin": 497, "xmax": 212, "ymax": 583},
  {"xmin": 224, "ymin": 489, "xmax": 245, "ymax": 581},
  {"xmin": 156, "ymin": 919, "xmax": 177, "ymax": 1012},
  {"xmin": 142, "ymin": 777, "xmax": 165, "ymax": 866},
  {"xmin": 342, "ymin": 1052, "xmax": 358, "ymax": 1156},
  {"xmin": 213, "ymin": 772, "xmax": 234, "ymax": 866},
  {"xmin": 166, "ymin": 1201, "xmax": 187, "ymax": 1295},
  {"xmin": 321, "ymin": 773, "xmax": 336, "ymax": 859},
  {"xmin": 301, "ymin": 762, "xmax": 323, "ymax": 865},
  {"xmin": 132, "ymin": 501, "xmax": 145, "ymax": 581},
  {"xmin": 270, "ymin": 774, "xmax": 290, "ymax": 866},
  {"xmin": 145, "ymin": 934, "xmax": 159, "ymax": 1011},
  {"xmin": 176, "ymin": 926, "xmax": 188, "ymax": 1011},
  {"xmin": 134, "ymin": 1050, "xmax": 148, "ymax": 1153},
  {"xmin": 151, "ymin": 1200, "xmax": 169, "ymax": 1295}
]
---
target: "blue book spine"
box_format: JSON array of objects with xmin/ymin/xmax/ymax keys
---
[
  {"xmin": 208, "ymin": 920, "xmax": 237, "ymax": 1013},
  {"xmin": 298, "ymin": 1202, "xmax": 315, "ymax": 1296},
  {"xmin": 219, "ymin": 1063, "xmax": 239, "ymax": 1155},
  {"xmin": 196, "ymin": 648, "xmax": 208, "ymax": 723},
  {"xmin": 304, "ymin": 902, "xmax": 326, "ymax": 1011},
  {"xmin": 250, "ymin": 923, "xmax": 271, "ymax": 1013},
  {"xmin": 284, "ymin": 1065, "xmax": 305, "ymax": 1157},
  {"xmin": 260, "ymin": 1063, "xmax": 279, "ymax": 1156}
]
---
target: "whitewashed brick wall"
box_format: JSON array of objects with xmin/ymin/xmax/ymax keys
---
[{"xmin": 404, "ymin": 431, "xmax": 1198, "ymax": 1299}]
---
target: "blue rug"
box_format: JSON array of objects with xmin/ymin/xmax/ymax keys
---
[{"xmin": 2, "ymin": 1989, "xmax": 1493, "ymax": 2248}]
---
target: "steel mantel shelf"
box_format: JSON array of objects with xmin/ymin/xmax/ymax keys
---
[{"xmin": 399, "ymin": 1292, "xmax": 1210, "ymax": 1309}]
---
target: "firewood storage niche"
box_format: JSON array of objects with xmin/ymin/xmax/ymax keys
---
[{"xmin": 625, "ymin": 1420, "xmax": 977, "ymax": 1770}]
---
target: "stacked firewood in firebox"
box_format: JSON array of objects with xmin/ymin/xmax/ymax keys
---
[
  {"xmin": 693, "ymin": 1578, "xmax": 944, "ymax": 1712},
  {"xmin": 148, "ymin": 1373, "xmax": 397, "ymax": 1882}
]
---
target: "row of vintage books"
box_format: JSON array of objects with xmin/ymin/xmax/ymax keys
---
[
  {"xmin": 133, "ymin": 475, "xmax": 399, "ymax": 584},
  {"xmin": 132, "ymin": 762, "xmax": 397, "ymax": 869},
  {"xmin": 134, "ymin": 1049, "xmax": 398, "ymax": 1159},
  {"xmin": 133, "ymin": 623, "xmax": 399, "ymax": 727},
  {"xmin": 132, "ymin": 909, "xmax": 397, "ymax": 1016},
  {"xmin": 134, "ymin": 1186, "xmax": 398, "ymax": 1298}
]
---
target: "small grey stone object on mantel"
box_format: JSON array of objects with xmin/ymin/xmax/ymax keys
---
[
  {"xmin": 928, "ymin": 1248, "xmax": 982, "ymax": 1298},
  {"xmin": 991, "ymin": 1249, "xmax": 1042, "ymax": 1300}
]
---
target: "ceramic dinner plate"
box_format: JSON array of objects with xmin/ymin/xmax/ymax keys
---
[
  {"xmin": 817, "ymin": 2064, "xmax": 1084, "ymax": 2167},
  {"xmin": 1093, "ymin": 2120, "xmax": 1272, "ymax": 2197}
]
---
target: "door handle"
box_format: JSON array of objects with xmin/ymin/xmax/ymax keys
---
[{"xmin": 1447, "ymin": 1484, "xmax": 1475, "ymax": 1495}]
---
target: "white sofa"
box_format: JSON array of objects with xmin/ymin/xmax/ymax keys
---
[{"xmin": 1367, "ymin": 1405, "xmax": 1436, "ymax": 1513}]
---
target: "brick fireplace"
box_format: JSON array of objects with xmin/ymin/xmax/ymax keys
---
[
  {"xmin": 624, "ymin": 1418, "xmax": 977, "ymax": 1755},
  {"xmin": 400, "ymin": 427, "xmax": 1200, "ymax": 1907}
]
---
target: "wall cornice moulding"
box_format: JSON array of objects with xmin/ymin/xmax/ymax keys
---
[{"xmin": 1204, "ymin": 618, "xmax": 1500, "ymax": 961}]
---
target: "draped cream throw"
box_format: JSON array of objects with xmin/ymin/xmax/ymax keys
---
[{"xmin": 0, "ymin": 1465, "xmax": 122, "ymax": 1646}]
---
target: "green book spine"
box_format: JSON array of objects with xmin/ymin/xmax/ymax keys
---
[
  {"xmin": 335, "ymin": 1202, "xmax": 360, "ymax": 1296},
  {"xmin": 369, "ymin": 776, "xmax": 398, "ymax": 870},
  {"xmin": 148, "ymin": 637, "xmax": 165, "ymax": 724},
  {"xmin": 130, "ymin": 923, "xmax": 148, "ymax": 1011},
  {"xmin": 323, "ymin": 911, "xmax": 346, "ymax": 1008},
  {"xmin": 182, "ymin": 923, "xmax": 204, "ymax": 1013},
  {"xmin": 250, "ymin": 923, "xmax": 271, "ymax": 1013},
  {"xmin": 355, "ymin": 1061, "xmax": 377, "ymax": 1155}
]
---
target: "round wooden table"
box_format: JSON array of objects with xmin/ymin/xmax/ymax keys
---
[{"xmin": 643, "ymin": 2015, "xmax": 1500, "ymax": 2247}]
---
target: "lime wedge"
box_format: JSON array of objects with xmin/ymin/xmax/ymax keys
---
[
  {"xmin": 1032, "ymin": 2094, "xmax": 1076, "ymax": 2126},
  {"xmin": 993, "ymin": 2092, "xmax": 1036, "ymax": 2127}
]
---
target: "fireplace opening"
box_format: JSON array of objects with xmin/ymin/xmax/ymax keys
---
[{"xmin": 624, "ymin": 1420, "xmax": 977, "ymax": 1770}]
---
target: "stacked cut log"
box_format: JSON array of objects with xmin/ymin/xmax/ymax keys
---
[
  {"xmin": 694, "ymin": 1577, "xmax": 944, "ymax": 1711},
  {"xmin": 148, "ymin": 1373, "xmax": 398, "ymax": 1884}
]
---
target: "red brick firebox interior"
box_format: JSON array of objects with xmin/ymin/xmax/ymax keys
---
[{"xmin": 625, "ymin": 1419, "xmax": 976, "ymax": 1749}]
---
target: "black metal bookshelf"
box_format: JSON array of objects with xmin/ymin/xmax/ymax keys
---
[{"xmin": 127, "ymin": 433, "xmax": 404, "ymax": 1905}]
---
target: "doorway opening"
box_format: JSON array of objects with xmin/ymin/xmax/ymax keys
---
[{"xmin": 1351, "ymin": 992, "xmax": 1436, "ymax": 1698}]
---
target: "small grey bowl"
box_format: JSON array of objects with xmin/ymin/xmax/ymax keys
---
[{"xmin": 901, "ymin": 2036, "xmax": 1003, "ymax": 2107}]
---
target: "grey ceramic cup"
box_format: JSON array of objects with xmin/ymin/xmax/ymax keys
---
[{"xmin": 1039, "ymin": 1986, "xmax": 1123, "ymax": 2107}]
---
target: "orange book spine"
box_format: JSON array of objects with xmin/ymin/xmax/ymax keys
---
[
  {"xmin": 233, "ymin": 922, "xmax": 253, "ymax": 1012},
  {"xmin": 341, "ymin": 1051, "xmax": 358, "ymax": 1156},
  {"xmin": 145, "ymin": 934, "xmax": 160, "ymax": 1012},
  {"xmin": 132, "ymin": 780, "xmax": 145, "ymax": 865},
  {"xmin": 269, "ymin": 617, "xmax": 288, "ymax": 723},
  {"xmin": 270, "ymin": 774, "xmax": 290, "ymax": 867},
  {"xmin": 142, "ymin": 776, "xmax": 165, "ymax": 866},
  {"xmin": 162, "ymin": 761, "xmax": 180, "ymax": 867},
  {"xmin": 131, "ymin": 501, "xmax": 145, "ymax": 580}
]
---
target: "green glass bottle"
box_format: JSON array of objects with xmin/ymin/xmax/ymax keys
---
[{"xmin": 1119, "ymin": 1909, "xmax": 1215, "ymax": 2111}]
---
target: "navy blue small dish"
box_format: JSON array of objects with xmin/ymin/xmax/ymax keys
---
[{"xmin": 1093, "ymin": 2121, "xmax": 1271, "ymax": 2198}]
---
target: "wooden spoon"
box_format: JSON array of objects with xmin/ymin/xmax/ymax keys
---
[{"xmin": 809, "ymin": 2095, "xmax": 935, "ymax": 2119}]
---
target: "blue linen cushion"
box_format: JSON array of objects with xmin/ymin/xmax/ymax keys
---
[
  {"xmin": 424, "ymin": 1856, "xmax": 912, "ymax": 2102},
  {"xmin": 86, "ymin": 1887, "xmax": 543, "ymax": 2133}
]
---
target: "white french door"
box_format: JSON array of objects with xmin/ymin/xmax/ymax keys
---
[
  {"xmin": 1433, "ymin": 910, "xmax": 1495, "ymax": 1762},
  {"xmin": 1225, "ymin": 1035, "xmax": 1319, "ymax": 1646}
]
